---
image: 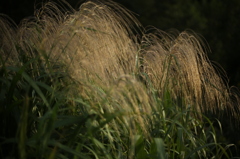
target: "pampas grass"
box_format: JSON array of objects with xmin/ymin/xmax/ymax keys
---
[
  {"xmin": 142, "ymin": 29, "xmax": 233, "ymax": 114},
  {"xmin": 1, "ymin": 0, "xmax": 240, "ymax": 158}
]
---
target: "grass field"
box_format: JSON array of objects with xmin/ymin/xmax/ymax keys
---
[{"xmin": 1, "ymin": 0, "xmax": 240, "ymax": 158}]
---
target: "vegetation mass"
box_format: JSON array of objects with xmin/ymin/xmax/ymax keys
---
[{"xmin": 1, "ymin": 0, "xmax": 240, "ymax": 158}]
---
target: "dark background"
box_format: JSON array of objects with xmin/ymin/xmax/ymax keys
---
[{"xmin": 1, "ymin": 0, "xmax": 240, "ymax": 155}]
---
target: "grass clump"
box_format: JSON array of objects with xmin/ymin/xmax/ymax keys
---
[{"xmin": 0, "ymin": 0, "xmax": 239, "ymax": 158}]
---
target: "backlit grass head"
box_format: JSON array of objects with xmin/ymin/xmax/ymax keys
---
[
  {"xmin": 141, "ymin": 29, "xmax": 239, "ymax": 116},
  {"xmin": 32, "ymin": 0, "xmax": 141, "ymax": 86}
]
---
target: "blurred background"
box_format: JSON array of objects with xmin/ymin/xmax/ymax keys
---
[
  {"xmin": 1, "ymin": 0, "xmax": 240, "ymax": 88},
  {"xmin": 1, "ymin": 0, "xmax": 240, "ymax": 156}
]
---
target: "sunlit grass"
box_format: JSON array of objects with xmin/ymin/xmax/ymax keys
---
[{"xmin": 0, "ymin": 0, "xmax": 239, "ymax": 158}]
